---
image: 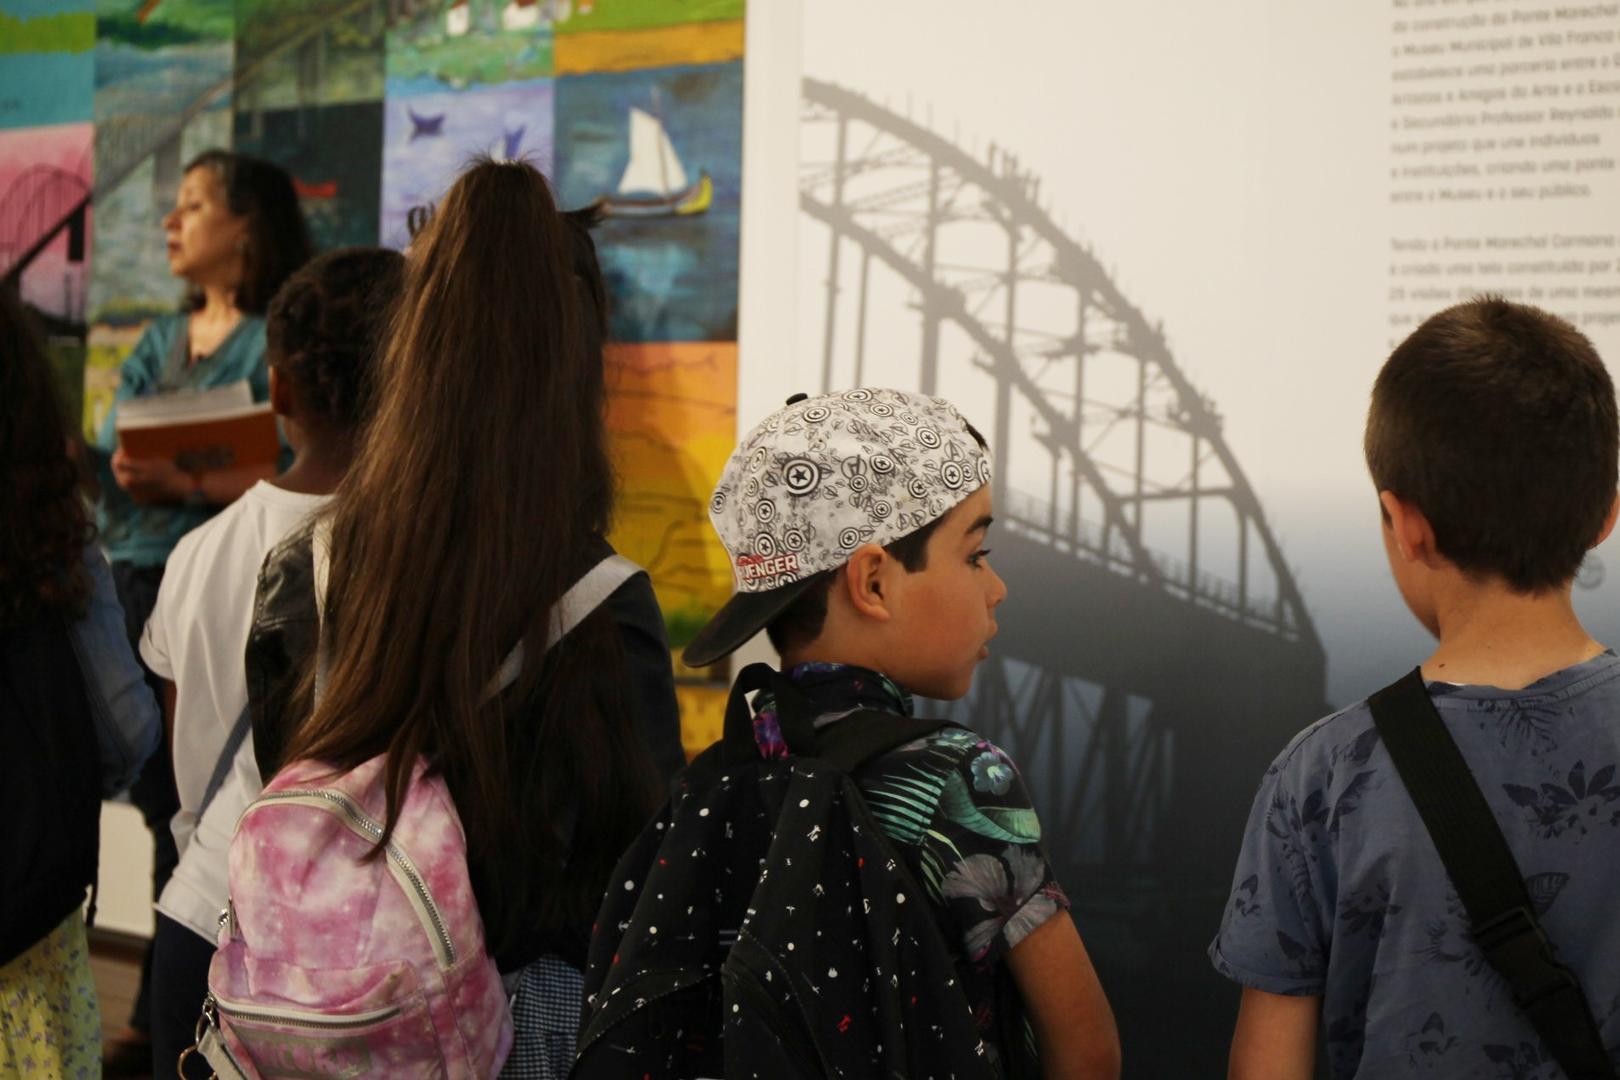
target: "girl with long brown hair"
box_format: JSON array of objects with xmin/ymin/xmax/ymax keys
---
[{"xmin": 250, "ymin": 159, "xmax": 683, "ymax": 1074}]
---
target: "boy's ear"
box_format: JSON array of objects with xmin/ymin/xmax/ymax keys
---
[
  {"xmin": 268, "ymin": 365, "xmax": 294, "ymax": 419},
  {"xmin": 1379, "ymin": 490, "xmax": 1440, "ymax": 567},
  {"xmin": 1594, "ymin": 492, "xmax": 1620, "ymax": 548},
  {"xmin": 840, "ymin": 543, "xmax": 892, "ymax": 622}
]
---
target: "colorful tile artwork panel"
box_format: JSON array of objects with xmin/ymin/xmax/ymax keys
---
[
  {"xmin": 0, "ymin": 1, "xmax": 94, "ymax": 129},
  {"xmin": 378, "ymin": 77, "xmax": 554, "ymax": 249},
  {"xmin": 233, "ymin": 0, "xmax": 386, "ymax": 111},
  {"xmin": 86, "ymin": 0, "xmax": 235, "ymax": 403},
  {"xmin": 552, "ymin": 0, "xmax": 744, "ymax": 77},
  {"xmin": 0, "ymin": 123, "xmax": 93, "ymax": 324},
  {"xmin": 233, "ymin": 101, "xmax": 385, "ymax": 251},
  {"xmin": 604, "ymin": 339, "xmax": 739, "ymax": 743},
  {"xmin": 91, "ymin": 0, "xmax": 235, "ymax": 185},
  {"xmin": 0, "ymin": 117, "xmax": 94, "ymax": 427},
  {"xmin": 2, "ymin": 1, "xmax": 746, "ymax": 748},
  {"xmin": 386, "ymin": 0, "xmax": 554, "ymax": 91},
  {"xmin": 604, "ymin": 340, "xmax": 738, "ymax": 651},
  {"xmin": 553, "ymin": 59, "xmax": 742, "ymax": 344},
  {"xmin": 552, "ymin": 0, "xmax": 744, "ymax": 35}
]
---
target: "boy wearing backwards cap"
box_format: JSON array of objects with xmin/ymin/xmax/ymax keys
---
[{"xmin": 683, "ymin": 387, "xmax": 1120, "ymax": 1078}]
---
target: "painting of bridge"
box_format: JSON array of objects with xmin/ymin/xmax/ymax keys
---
[{"xmin": 0, "ymin": 123, "xmax": 92, "ymax": 327}]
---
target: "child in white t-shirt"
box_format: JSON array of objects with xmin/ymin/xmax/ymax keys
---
[{"xmin": 138, "ymin": 248, "xmax": 405, "ymax": 1078}]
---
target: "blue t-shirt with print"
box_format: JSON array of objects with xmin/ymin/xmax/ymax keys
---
[{"xmin": 1211, "ymin": 652, "xmax": 1620, "ymax": 1079}]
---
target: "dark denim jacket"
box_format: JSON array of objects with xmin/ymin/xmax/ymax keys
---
[{"xmin": 72, "ymin": 547, "xmax": 163, "ymax": 795}]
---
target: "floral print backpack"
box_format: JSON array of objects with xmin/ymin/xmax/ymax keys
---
[{"xmin": 574, "ymin": 665, "xmax": 1005, "ymax": 1080}]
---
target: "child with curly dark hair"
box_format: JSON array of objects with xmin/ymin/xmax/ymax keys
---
[
  {"xmin": 0, "ymin": 286, "xmax": 159, "ymax": 1075},
  {"xmin": 135, "ymin": 248, "xmax": 405, "ymax": 1077}
]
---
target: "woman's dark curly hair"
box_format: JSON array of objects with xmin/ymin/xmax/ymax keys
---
[
  {"xmin": 183, "ymin": 149, "xmax": 313, "ymax": 315},
  {"xmin": 0, "ymin": 287, "xmax": 94, "ymax": 628},
  {"xmin": 266, "ymin": 247, "xmax": 406, "ymax": 432}
]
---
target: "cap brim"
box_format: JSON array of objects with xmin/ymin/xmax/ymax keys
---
[{"xmin": 681, "ymin": 574, "xmax": 823, "ymax": 668}]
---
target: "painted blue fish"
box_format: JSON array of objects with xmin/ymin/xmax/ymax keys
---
[{"xmin": 408, "ymin": 107, "xmax": 445, "ymax": 140}]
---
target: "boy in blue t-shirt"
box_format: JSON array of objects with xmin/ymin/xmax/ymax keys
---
[
  {"xmin": 681, "ymin": 388, "xmax": 1121, "ymax": 1077},
  {"xmin": 1211, "ymin": 297, "xmax": 1620, "ymax": 1078}
]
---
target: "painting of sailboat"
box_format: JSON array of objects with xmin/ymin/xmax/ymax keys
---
[
  {"xmin": 554, "ymin": 60, "xmax": 740, "ymax": 342},
  {"xmin": 599, "ymin": 107, "xmax": 711, "ymax": 218}
]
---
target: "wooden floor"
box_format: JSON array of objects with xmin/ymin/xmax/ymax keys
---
[{"xmin": 88, "ymin": 930, "xmax": 148, "ymax": 1073}]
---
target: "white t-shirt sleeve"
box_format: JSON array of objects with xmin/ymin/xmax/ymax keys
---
[
  {"xmin": 138, "ymin": 541, "xmax": 191, "ymax": 681},
  {"xmin": 158, "ymin": 723, "xmax": 264, "ymax": 942}
]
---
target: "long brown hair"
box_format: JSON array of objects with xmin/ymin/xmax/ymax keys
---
[
  {"xmin": 0, "ymin": 287, "xmax": 94, "ymax": 629},
  {"xmin": 281, "ymin": 160, "xmax": 657, "ymax": 944}
]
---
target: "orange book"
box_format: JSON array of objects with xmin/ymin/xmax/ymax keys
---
[{"xmin": 116, "ymin": 381, "xmax": 279, "ymax": 480}]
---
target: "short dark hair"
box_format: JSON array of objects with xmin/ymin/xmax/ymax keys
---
[
  {"xmin": 766, "ymin": 420, "xmax": 988, "ymax": 655},
  {"xmin": 266, "ymin": 247, "xmax": 405, "ymax": 432},
  {"xmin": 1365, "ymin": 295, "xmax": 1617, "ymax": 591},
  {"xmin": 183, "ymin": 150, "xmax": 313, "ymax": 314}
]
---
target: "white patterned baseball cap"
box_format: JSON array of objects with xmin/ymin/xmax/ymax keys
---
[{"xmin": 682, "ymin": 387, "xmax": 991, "ymax": 667}]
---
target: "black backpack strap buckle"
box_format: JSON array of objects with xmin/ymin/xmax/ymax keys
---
[{"xmin": 1475, "ymin": 906, "xmax": 1580, "ymax": 1010}]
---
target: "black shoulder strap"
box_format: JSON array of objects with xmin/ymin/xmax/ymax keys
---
[
  {"xmin": 816, "ymin": 711, "xmax": 951, "ymax": 773},
  {"xmin": 1368, "ymin": 669, "xmax": 1616, "ymax": 1080},
  {"xmin": 195, "ymin": 703, "xmax": 252, "ymax": 822},
  {"xmin": 718, "ymin": 663, "xmax": 816, "ymax": 764}
]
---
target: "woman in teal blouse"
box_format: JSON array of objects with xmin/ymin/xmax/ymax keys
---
[
  {"xmin": 96, "ymin": 151, "xmax": 311, "ymax": 569},
  {"xmin": 92, "ymin": 149, "xmax": 309, "ymax": 1076}
]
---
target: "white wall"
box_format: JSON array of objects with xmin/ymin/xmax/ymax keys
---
[{"xmin": 97, "ymin": 800, "xmax": 155, "ymax": 938}]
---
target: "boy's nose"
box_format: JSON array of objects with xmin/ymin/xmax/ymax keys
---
[{"xmin": 988, "ymin": 565, "xmax": 1008, "ymax": 607}]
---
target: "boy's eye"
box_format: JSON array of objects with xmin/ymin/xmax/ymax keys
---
[{"xmin": 969, "ymin": 548, "xmax": 992, "ymax": 567}]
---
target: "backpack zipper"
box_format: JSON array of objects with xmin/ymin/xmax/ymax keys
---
[
  {"xmin": 246, "ymin": 788, "xmax": 457, "ymax": 969},
  {"xmin": 207, "ymin": 990, "xmax": 403, "ymax": 1031}
]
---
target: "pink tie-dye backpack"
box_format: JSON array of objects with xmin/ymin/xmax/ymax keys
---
[
  {"xmin": 193, "ymin": 755, "xmax": 513, "ymax": 1079},
  {"xmin": 186, "ymin": 530, "xmax": 639, "ymax": 1079}
]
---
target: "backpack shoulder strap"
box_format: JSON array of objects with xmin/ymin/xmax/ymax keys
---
[
  {"xmin": 311, "ymin": 516, "xmax": 334, "ymax": 706},
  {"xmin": 195, "ymin": 703, "xmax": 252, "ymax": 821},
  {"xmin": 1368, "ymin": 668, "xmax": 1616, "ymax": 1080},
  {"xmin": 815, "ymin": 711, "xmax": 954, "ymax": 773},
  {"xmin": 487, "ymin": 554, "xmax": 641, "ymax": 695}
]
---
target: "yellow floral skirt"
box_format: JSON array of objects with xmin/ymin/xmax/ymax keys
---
[{"xmin": 0, "ymin": 911, "xmax": 99, "ymax": 1078}]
